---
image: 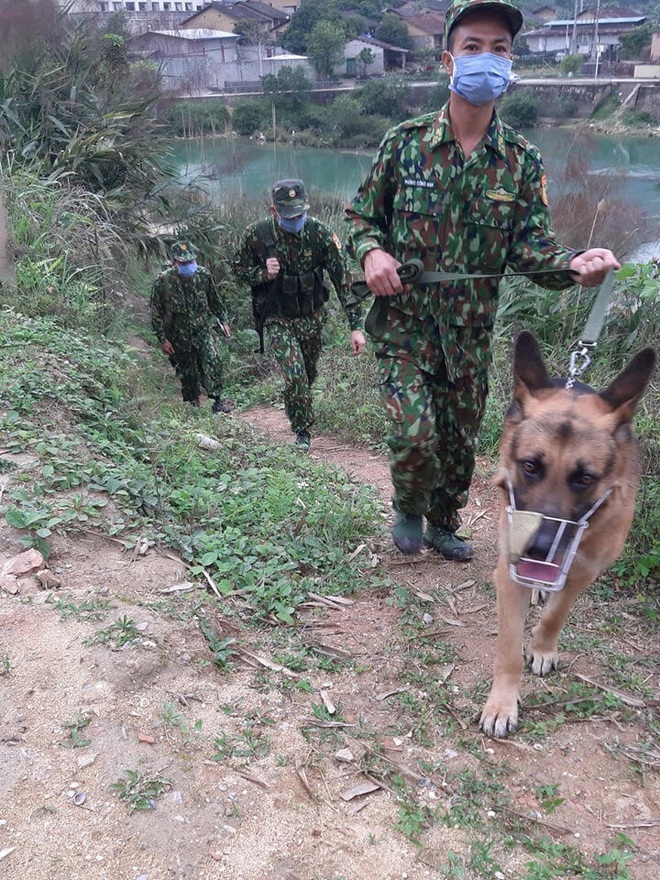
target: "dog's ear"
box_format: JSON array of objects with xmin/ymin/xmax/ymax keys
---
[
  {"xmin": 600, "ymin": 347, "xmax": 657, "ymax": 424},
  {"xmin": 513, "ymin": 331, "xmax": 552, "ymax": 396}
]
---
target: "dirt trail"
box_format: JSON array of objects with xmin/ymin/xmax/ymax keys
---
[{"xmin": 0, "ymin": 405, "xmax": 658, "ymax": 880}]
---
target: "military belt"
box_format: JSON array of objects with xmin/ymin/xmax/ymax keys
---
[{"xmin": 351, "ymin": 259, "xmax": 578, "ymax": 336}]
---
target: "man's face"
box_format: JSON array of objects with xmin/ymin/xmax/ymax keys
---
[{"xmin": 443, "ymin": 11, "xmax": 513, "ymax": 74}]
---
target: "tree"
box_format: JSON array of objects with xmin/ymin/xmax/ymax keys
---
[
  {"xmin": 306, "ymin": 20, "xmax": 347, "ymax": 79},
  {"xmin": 375, "ymin": 14, "xmax": 412, "ymax": 51},
  {"xmin": 618, "ymin": 23, "xmax": 653, "ymax": 61},
  {"xmin": 356, "ymin": 47, "xmax": 375, "ymax": 78},
  {"xmin": 559, "ymin": 53, "xmax": 582, "ymax": 76},
  {"xmin": 233, "ymin": 19, "xmax": 272, "ymax": 46},
  {"xmin": 499, "ymin": 91, "xmax": 539, "ymax": 128},
  {"xmin": 261, "ymin": 67, "xmax": 313, "ymax": 120},
  {"xmin": 280, "ymin": 0, "xmax": 343, "ymax": 55},
  {"xmin": 357, "ymin": 76, "xmax": 411, "ymax": 120}
]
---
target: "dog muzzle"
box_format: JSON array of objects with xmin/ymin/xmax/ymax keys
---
[{"xmin": 506, "ymin": 483, "xmax": 612, "ymax": 592}]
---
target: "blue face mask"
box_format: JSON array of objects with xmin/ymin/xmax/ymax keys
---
[
  {"xmin": 176, "ymin": 261, "xmax": 198, "ymax": 277},
  {"xmin": 449, "ymin": 53, "xmax": 512, "ymax": 106},
  {"xmin": 278, "ymin": 212, "xmax": 307, "ymax": 234}
]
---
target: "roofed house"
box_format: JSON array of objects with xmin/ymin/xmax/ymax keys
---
[
  {"xmin": 389, "ymin": 9, "xmax": 446, "ymax": 51},
  {"xmin": 522, "ymin": 8, "xmax": 647, "ymax": 57},
  {"xmin": 130, "ymin": 27, "xmax": 240, "ymax": 91},
  {"xmin": 531, "ymin": 6, "xmax": 557, "ymax": 22},
  {"xmin": 180, "ymin": 1, "xmax": 289, "ymax": 38},
  {"xmin": 651, "ymin": 28, "xmax": 660, "ymax": 62},
  {"xmin": 335, "ymin": 34, "xmax": 410, "ymax": 78}
]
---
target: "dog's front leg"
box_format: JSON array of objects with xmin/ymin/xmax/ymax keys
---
[
  {"xmin": 480, "ymin": 560, "xmax": 530, "ymax": 738},
  {"xmin": 526, "ymin": 577, "xmax": 590, "ymax": 675}
]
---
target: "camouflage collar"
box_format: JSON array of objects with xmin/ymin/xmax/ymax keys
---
[{"xmin": 429, "ymin": 102, "xmax": 507, "ymax": 160}]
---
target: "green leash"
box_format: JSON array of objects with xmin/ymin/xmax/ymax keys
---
[{"xmin": 351, "ymin": 259, "xmax": 578, "ymax": 336}]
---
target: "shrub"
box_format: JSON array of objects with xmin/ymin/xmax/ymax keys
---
[
  {"xmin": 553, "ymin": 95, "xmax": 578, "ymax": 119},
  {"xmin": 161, "ymin": 100, "xmax": 230, "ymax": 137},
  {"xmin": 231, "ymin": 100, "xmax": 267, "ymax": 136},
  {"xmin": 621, "ymin": 108, "xmax": 657, "ymax": 127},
  {"xmin": 356, "ymin": 77, "xmax": 412, "ymax": 121},
  {"xmin": 559, "ymin": 53, "xmax": 582, "ymax": 76},
  {"xmin": 499, "ymin": 90, "xmax": 539, "ymax": 128}
]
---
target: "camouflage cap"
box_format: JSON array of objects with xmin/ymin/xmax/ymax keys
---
[
  {"xmin": 170, "ymin": 241, "xmax": 198, "ymax": 262},
  {"xmin": 444, "ymin": 0, "xmax": 524, "ymax": 46},
  {"xmin": 271, "ymin": 179, "xmax": 310, "ymax": 219}
]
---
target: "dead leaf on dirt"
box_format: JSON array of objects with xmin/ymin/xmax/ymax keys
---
[
  {"xmin": 159, "ymin": 581, "xmax": 196, "ymax": 594},
  {"xmin": 294, "ymin": 756, "xmax": 317, "ymax": 802},
  {"xmin": 448, "ymin": 579, "xmax": 476, "ymax": 593},
  {"xmin": 375, "ymin": 687, "xmax": 408, "ymax": 702},
  {"xmin": 236, "ymin": 769, "xmax": 270, "ymax": 790},
  {"xmin": 307, "ymin": 592, "xmax": 354, "ymax": 609},
  {"xmin": 340, "ymin": 781, "xmax": 380, "ymax": 801},
  {"xmin": 573, "ymin": 673, "xmax": 647, "ymax": 708},
  {"xmin": 237, "ymin": 648, "xmax": 299, "ymax": 679},
  {"xmin": 320, "ymin": 689, "xmax": 336, "ymax": 715}
]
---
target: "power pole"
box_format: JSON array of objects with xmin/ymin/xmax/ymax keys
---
[
  {"xmin": 570, "ymin": 0, "xmax": 578, "ymax": 55},
  {"xmin": 593, "ymin": 0, "xmax": 601, "ymax": 79}
]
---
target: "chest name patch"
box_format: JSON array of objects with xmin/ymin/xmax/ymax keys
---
[{"xmin": 403, "ymin": 178, "xmax": 435, "ymax": 189}]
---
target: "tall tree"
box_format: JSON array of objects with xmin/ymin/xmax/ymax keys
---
[
  {"xmin": 280, "ymin": 0, "xmax": 344, "ymax": 55},
  {"xmin": 306, "ymin": 20, "xmax": 347, "ymax": 78}
]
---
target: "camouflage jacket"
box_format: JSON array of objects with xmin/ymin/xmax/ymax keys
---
[
  {"xmin": 150, "ymin": 267, "xmax": 228, "ymax": 344},
  {"xmin": 232, "ymin": 216, "xmax": 362, "ymax": 331},
  {"xmin": 345, "ymin": 103, "xmax": 576, "ymax": 328}
]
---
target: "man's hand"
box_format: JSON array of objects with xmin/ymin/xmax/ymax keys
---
[
  {"xmin": 351, "ymin": 329, "xmax": 366, "ymax": 355},
  {"xmin": 219, "ymin": 322, "xmax": 231, "ymax": 338},
  {"xmin": 161, "ymin": 340, "xmax": 175, "ymax": 356},
  {"xmin": 363, "ymin": 248, "xmax": 402, "ymax": 297},
  {"xmin": 266, "ymin": 257, "xmax": 280, "ymax": 280},
  {"xmin": 569, "ymin": 249, "xmax": 621, "ymax": 288}
]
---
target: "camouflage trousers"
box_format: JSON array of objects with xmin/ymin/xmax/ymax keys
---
[
  {"xmin": 371, "ymin": 307, "xmax": 492, "ymax": 531},
  {"xmin": 169, "ymin": 330, "xmax": 225, "ymax": 403},
  {"xmin": 266, "ymin": 311, "xmax": 324, "ymax": 435}
]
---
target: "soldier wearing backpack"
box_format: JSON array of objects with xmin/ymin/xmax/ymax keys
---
[{"xmin": 233, "ymin": 179, "xmax": 365, "ymax": 452}]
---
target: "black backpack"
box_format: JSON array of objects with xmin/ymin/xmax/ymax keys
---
[{"xmin": 250, "ymin": 219, "xmax": 327, "ymax": 354}]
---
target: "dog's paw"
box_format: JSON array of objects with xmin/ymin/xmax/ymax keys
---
[
  {"xmin": 526, "ymin": 648, "xmax": 558, "ymax": 676},
  {"xmin": 480, "ymin": 701, "xmax": 519, "ymax": 739}
]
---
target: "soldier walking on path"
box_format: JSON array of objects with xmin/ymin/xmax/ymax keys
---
[
  {"xmin": 345, "ymin": 0, "xmax": 620, "ymax": 560},
  {"xmin": 233, "ymin": 179, "xmax": 366, "ymax": 452},
  {"xmin": 151, "ymin": 241, "xmax": 232, "ymax": 413}
]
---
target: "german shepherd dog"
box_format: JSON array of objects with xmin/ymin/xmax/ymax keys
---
[{"xmin": 480, "ymin": 331, "xmax": 656, "ymax": 738}]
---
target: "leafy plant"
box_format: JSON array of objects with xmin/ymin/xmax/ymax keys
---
[
  {"xmin": 111, "ymin": 769, "xmax": 172, "ymax": 812},
  {"xmin": 87, "ymin": 615, "xmax": 144, "ymax": 649},
  {"xmin": 61, "ymin": 713, "xmax": 92, "ymax": 749}
]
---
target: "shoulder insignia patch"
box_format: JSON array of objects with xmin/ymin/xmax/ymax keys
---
[{"xmin": 539, "ymin": 173, "xmax": 549, "ymax": 207}]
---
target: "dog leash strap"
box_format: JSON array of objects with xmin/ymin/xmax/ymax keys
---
[
  {"xmin": 579, "ymin": 268, "xmax": 616, "ymax": 346},
  {"xmin": 351, "ymin": 259, "xmax": 577, "ymax": 337},
  {"xmin": 566, "ymin": 269, "xmax": 617, "ymax": 388},
  {"xmin": 350, "ymin": 259, "xmax": 576, "ymax": 302}
]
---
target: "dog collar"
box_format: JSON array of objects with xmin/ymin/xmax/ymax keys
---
[{"xmin": 505, "ymin": 482, "xmax": 613, "ymax": 592}]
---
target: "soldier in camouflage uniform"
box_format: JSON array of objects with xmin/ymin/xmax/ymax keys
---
[
  {"xmin": 151, "ymin": 241, "xmax": 232, "ymax": 413},
  {"xmin": 345, "ymin": 0, "xmax": 620, "ymax": 559},
  {"xmin": 233, "ymin": 179, "xmax": 365, "ymax": 452}
]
